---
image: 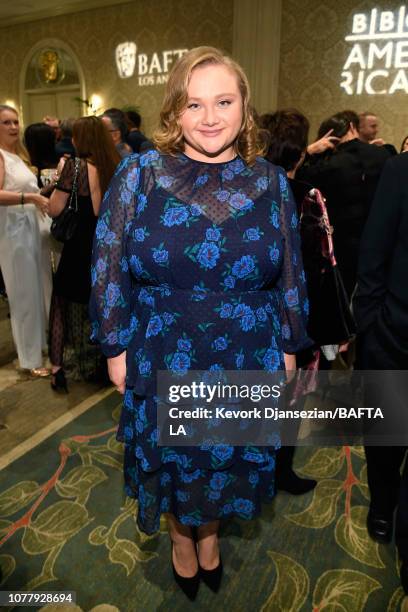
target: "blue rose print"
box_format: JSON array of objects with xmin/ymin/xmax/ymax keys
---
[
  {"xmin": 126, "ymin": 167, "xmax": 140, "ymax": 191},
  {"xmin": 244, "ymin": 227, "xmax": 261, "ymax": 241},
  {"xmin": 233, "ymin": 498, "xmax": 255, "ymax": 517},
  {"xmin": 162, "ymin": 312, "xmax": 175, "ymax": 325},
  {"xmin": 230, "ymin": 159, "xmax": 245, "ymax": 173},
  {"xmin": 119, "ymin": 329, "xmax": 131, "ymax": 345},
  {"xmin": 222, "ymin": 168, "xmax": 234, "ymax": 181},
  {"xmin": 232, "ymin": 255, "xmax": 256, "ymax": 278},
  {"xmin": 230, "ymin": 193, "xmax": 254, "ymax": 212},
  {"xmin": 152, "ymin": 247, "xmax": 169, "ymax": 265},
  {"xmin": 139, "ymin": 360, "xmax": 152, "ymax": 376},
  {"xmin": 263, "ymin": 348, "xmax": 281, "ymax": 371},
  {"xmin": 146, "ymin": 315, "xmax": 163, "ymax": 337},
  {"xmin": 235, "ymin": 351, "xmax": 244, "ymax": 369},
  {"xmin": 161, "ymin": 472, "xmax": 171, "ymax": 485},
  {"xmin": 210, "ymin": 472, "xmax": 228, "ymax": 490},
  {"xmin": 137, "ymin": 193, "xmax": 147, "ymax": 214},
  {"xmin": 194, "ymin": 174, "xmax": 209, "ymax": 186},
  {"xmin": 213, "ymin": 336, "xmax": 228, "ymax": 351},
  {"xmin": 177, "ymin": 338, "xmax": 192, "ymax": 351},
  {"xmin": 224, "ymin": 275, "xmax": 235, "ymax": 289},
  {"xmin": 206, "ymin": 227, "xmax": 221, "ymax": 242},
  {"xmin": 269, "ymin": 245, "xmax": 280, "ymax": 264},
  {"xmin": 96, "ymin": 218, "xmax": 108, "ymax": 240},
  {"xmin": 190, "ymin": 203, "xmax": 202, "ymax": 216},
  {"xmin": 163, "ymin": 206, "xmax": 189, "ymax": 227},
  {"xmin": 170, "ymin": 352, "xmax": 191, "ymax": 375},
  {"xmin": 256, "ymin": 176, "xmax": 268, "ymax": 191},
  {"xmin": 139, "ymin": 149, "xmax": 159, "ymax": 166},
  {"xmin": 158, "ymin": 175, "xmax": 174, "ymax": 189},
  {"xmin": 271, "ymin": 211, "xmax": 279, "ymax": 229},
  {"xmin": 105, "ymin": 282, "xmax": 121, "ymax": 307},
  {"xmin": 211, "ymin": 444, "xmax": 234, "ymax": 462},
  {"xmin": 130, "ymin": 255, "xmax": 143, "ymax": 275},
  {"xmin": 241, "ymin": 306, "xmax": 256, "ymax": 332},
  {"xmin": 197, "ymin": 242, "xmax": 220, "ymax": 269},
  {"xmin": 285, "ymin": 287, "xmax": 299, "ymax": 308},
  {"xmin": 256, "ymin": 307, "xmax": 267, "ymax": 322},
  {"xmin": 219, "ymin": 303, "xmax": 233, "ymax": 318},
  {"xmin": 215, "ymin": 189, "xmax": 230, "ymax": 202},
  {"xmin": 104, "ymin": 231, "xmax": 116, "ymax": 246},
  {"xmin": 134, "ymin": 228, "xmax": 146, "ymax": 242}
]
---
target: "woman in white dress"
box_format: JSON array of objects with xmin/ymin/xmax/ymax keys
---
[{"xmin": 0, "ymin": 105, "xmax": 50, "ymax": 375}]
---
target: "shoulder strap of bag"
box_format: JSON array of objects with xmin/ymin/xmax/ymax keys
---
[
  {"xmin": 67, "ymin": 157, "xmax": 81, "ymax": 212},
  {"xmin": 308, "ymin": 187, "xmax": 337, "ymax": 267}
]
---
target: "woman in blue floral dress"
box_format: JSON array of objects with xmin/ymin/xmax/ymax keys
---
[{"xmin": 90, "ymin": 47, "xmax": 311, "ymax": 598}]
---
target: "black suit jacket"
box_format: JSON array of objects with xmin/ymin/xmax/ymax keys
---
[
  {"xmin": 298, "ymin": 139, "xmax": 389, "ymax": 296},
  {"xmin": 353, "ymin": 153, "xmax": 408, "ymax": 361}
]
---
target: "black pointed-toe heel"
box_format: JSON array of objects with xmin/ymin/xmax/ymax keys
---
[
  {"xmin": 51, "ymin": 369, "xmax": 68, "ymax": 393},
  {"xmin": 199, "ymin": 556, "xmax": 223, "ymax": 592},
  {"xmin": 172, "ymin": 544, "xmax": 200, "ymax": 600}
]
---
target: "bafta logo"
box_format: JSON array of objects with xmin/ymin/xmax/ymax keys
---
[{"xmin": 116, "ymin": 42, "xmax": 137, "ymax": 78}]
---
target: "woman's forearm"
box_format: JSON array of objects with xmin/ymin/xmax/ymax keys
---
[{"xmin": 0, "ymin": 190, "xmax": 37, "ymax": 206}]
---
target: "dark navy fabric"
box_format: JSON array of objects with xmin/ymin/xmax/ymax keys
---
[{"xmin": 90, "ymin": 150, "xmax": 311, "ymax": 533}]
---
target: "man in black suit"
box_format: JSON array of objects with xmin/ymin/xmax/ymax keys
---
[
  {"xmin": 299, "ymin": 110, "xmax": 390, "ymax": 299},
  {"xmin": 353, "ymin": 152, "xmax": 408, "ymax": 592}
]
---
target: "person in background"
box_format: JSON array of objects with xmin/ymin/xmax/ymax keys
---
[
  {"xmin": 400, "ymin": 135, "xmax": 408, "ymax": 153},
  {"xmin": 100, "ymin": 108, "xmax": 132, "ymax": 158},
  {"xmin": 124, "ymin": 109, "xmax": 152, "ymax": 153},
  {"xmin": 358, "ymin": 112, "xmax": 381, "ymax": 145},
  {"xmin": 0, "ymin": 104, "xmax": 49, "ymax": 376},
  {"xmin": 47, "ymin": 116, "xmax": 120, "ymax": 391},
  {"xmin": 55, "ymin": 118, "xmax": 75, "ymax": 158},
  {"xmin": 358, "ymin": 111, "xmax": 397, "ymax": 155},
  {"xmin": 43, "ymin": 116, "xmax": 61, "ymax": 141},
  {"xmin": 353, "ymin": 152, "xmax": 408, "ymax": 594},
  {"xmin": 298, "ymin": 110, "xmax": 389, "ymax": 300},
  {"xmin": 24, "ymin": 122, "xmax": 59, "ymax": 319},
  {"xmin": 261, "ymin": 109, "xmax": 319, "ymax": 495},
  {"xmin": 90, "ymin": 46, "xmax": 312, "ymax": 599}
]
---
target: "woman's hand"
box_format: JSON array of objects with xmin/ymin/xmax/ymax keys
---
[
  {"xmin": 30, "ymin": 193, "xmax": 49, "ymax": 216},
  {"xmin": 284, "ymin": 352, "xmax": 296, "ymax": 382},
  {"xmin": 307, "ymin": 130, "xmax": 339, "ymax": 155},
  {"xmin": 108, "ymin": 351, "xmax": 126, "ymax": 394}
]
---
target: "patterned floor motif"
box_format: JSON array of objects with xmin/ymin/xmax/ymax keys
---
[{"xmin": 0, "ymin": 392, "xmax": 406, "ymax": 611}]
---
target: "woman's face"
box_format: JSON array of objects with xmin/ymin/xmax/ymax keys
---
[
  {"xmin": 180, "ymin": 63, "xmax": 243, "ymax": 163},
  {"xmin": 402, "ymin": 137, "xmax": 408, "ymax": 153},
  {"xmin": 0, "ymin": 109, "xmax": 19, "ymax": 150}
]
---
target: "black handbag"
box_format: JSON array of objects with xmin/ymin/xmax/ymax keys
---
[
  {"xmin": 50, "ymin": 157, "xmax": 81, "ymax": 243},
  {"xmin": 300, "ymin": 188, "xmax": 356, "ymax": 346}
]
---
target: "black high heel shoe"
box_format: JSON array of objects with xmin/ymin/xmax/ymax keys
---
[
  {"xmin": 51, "ymin": 369, "xmax": 68, "ymax": 393},
  {"xmin": 171, "ymin": 543, "xmax": 200, "ymax": 600},
  {"xmin": 199, "ymin": 556, "xmax": 223, "ymax": 592}
]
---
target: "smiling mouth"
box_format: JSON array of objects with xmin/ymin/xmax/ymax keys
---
[{"xmin": 199, "ymin": 130, "xmax": 223, "ymax": 137}]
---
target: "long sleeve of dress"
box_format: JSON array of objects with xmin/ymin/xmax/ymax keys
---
[
  {"xmin": 89, "ymin": 156, "xmax": 141, "ymax": 357},
  {"xmin": 275, "ymin": 169, "xmax": 312, "ymax": 354},
  {"xmin": 353, "ymin": 158, "xmax": 401, "ymax": 333}
]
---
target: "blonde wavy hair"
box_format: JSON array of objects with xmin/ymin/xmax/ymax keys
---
[
  {"xmin": 0, "ymin": 105, "xmax": 30, "ymax": 163},
  {"xmin": 153, "ymin": 46, "xmax": 266, "ymax": 166}
]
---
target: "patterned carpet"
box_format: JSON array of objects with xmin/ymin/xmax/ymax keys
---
[{"xmin": 0, "ymin": 391, "xmax": 406, "ymax": 612}]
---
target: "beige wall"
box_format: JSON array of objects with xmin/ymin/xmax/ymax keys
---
[
  {"xmin": 3, "ymin": 0, "xmax": 406, "ymax": 148},
  {"xmin": 0, "ymin": 0, "xmax": 233, "ymax": 137},
  {"xmin": 278, "ymin": 0, "xmax": 408, "ymax": 148}
]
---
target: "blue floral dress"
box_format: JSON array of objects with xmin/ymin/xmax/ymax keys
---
[{"xmin": 90, "ymin": 150, "xmax": 311, "ymax": 534}]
